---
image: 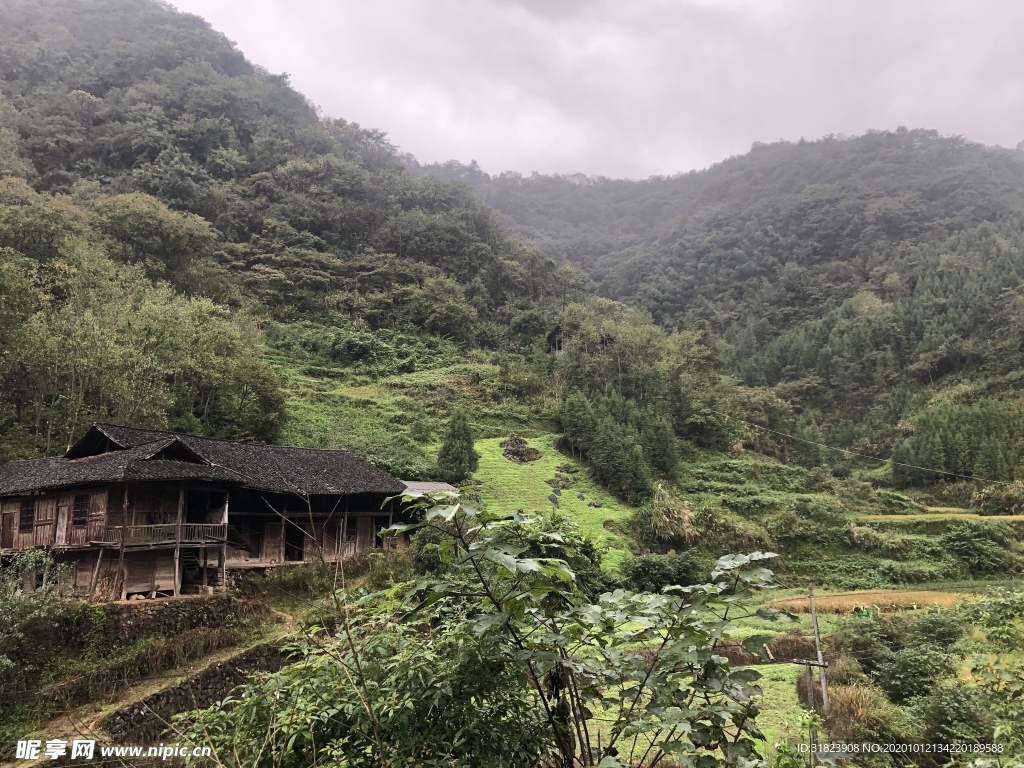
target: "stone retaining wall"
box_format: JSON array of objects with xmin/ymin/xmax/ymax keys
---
[{"xmin": 103, "ymin": 642, "xmax": 290, "ymax": 744}]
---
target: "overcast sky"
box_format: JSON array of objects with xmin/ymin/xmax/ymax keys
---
[{"xmin": 169, "ymin": 0, "xmax": 1024, "ymax": 179}]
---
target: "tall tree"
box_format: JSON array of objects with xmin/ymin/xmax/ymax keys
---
[{"xmin": 436, "ymin": 411, "xmax": 479, "ymax": 483}]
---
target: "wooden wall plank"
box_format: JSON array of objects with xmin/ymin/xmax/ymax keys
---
[
  {"xmin": 262, "ymin": 520, "xmax": 283, "ymax": 563},
  {"xmin": 106, "ymin": 485, "xmax": 125, "ymax": 527},
  {"xmin": 1, "ymin": 510, "xmax": 13, "ymax": 549},
  {"xmin": 86, "ymin": 490, "xmax": 106, "ymax": 543},
  {"xmin": 124, "ymin": 551, "xmax": 175, "ymax": 593},
  {"xmin": 32, "ymin": 496, "xmax": 57, "ymax": 547},
  {"xmin": 356, "ymin": 516, "xmax": 375, "ymax": 552}
]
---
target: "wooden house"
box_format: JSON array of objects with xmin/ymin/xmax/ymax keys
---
[{"xmin": 0, "ymin": 424, "xmax": 408, "ymax": 599}]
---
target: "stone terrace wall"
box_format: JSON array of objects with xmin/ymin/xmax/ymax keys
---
[{"xmin": 104, "ymin": 642, "xmax": 290, "ymax": 744}]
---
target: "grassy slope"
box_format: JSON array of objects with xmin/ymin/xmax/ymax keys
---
[
  {"xmin": 272, "ymin": 354, "xmax": 550, "ymax": 449},
  {"xmin": 270, "ymin": 350, "xmax": 1024, "ymax": 750},
  {"xmin": 474, "ymin": 435, "xmax": 635, "ymax": 571},
  {"xmin": 272, "ymin": 353, "xmax": 639, "ymax": 570}
]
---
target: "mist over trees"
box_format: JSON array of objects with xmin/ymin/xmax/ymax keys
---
[{"xmin": 421, "ymin": 135, "xmax": 1024, "ymax": 477}]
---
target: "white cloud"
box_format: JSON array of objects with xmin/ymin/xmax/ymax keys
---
[{"xmin": 169, "ymin": 0, "xmax": 1024, "ymax": 178}]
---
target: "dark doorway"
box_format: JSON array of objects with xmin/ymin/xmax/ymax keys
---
[
  {"xmin": 187, "ymin": 491, "xmax": 226, "ymax": 524},
  {"xmin": 284, "ymin": 522, "xmax": 306, "ymax": 561}
]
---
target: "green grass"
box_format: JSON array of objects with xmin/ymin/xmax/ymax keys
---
[
  {"xmin": 858, "ymin": 512, "xmax": 1024, "ymax": 522},
  {"xmin": 753, "ymin": 663, "xmax": 805, "ymax": 753},
  {"xmin": 474, "ymin": 435, "xmax": 636, "ymax": 572}
]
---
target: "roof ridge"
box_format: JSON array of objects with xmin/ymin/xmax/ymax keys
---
[{"xmin": 93, "ymin": 423, "xmax": 356, "ymax": 454}]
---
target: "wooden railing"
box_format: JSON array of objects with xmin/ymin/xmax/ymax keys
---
[{"xmin": 100, "ymin": 524, "xmax": 227, "ymax": 546}]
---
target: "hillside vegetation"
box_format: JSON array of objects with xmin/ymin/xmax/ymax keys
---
[
  {"xmin": 422, "ymin": 138, "xmax": 1024, "ymax": 469},
  {"xmin": 5, "ymin": 0, "xmax": 1024, "ymax": 762}
]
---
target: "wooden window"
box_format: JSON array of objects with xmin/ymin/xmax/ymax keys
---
[
  {"xmin": 72, "ymin": 494, "xmax": 90, "ymax": 527},
  {"xmin": 19, "ymin": 499, "xmax": 35, "ymax": 533}
]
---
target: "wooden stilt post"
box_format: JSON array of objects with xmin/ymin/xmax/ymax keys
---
[
  {"xmin": 202, "ymin": 546, "xmax": 208, "ymax": 591},
  {"xmin": 89, "ymin": 547, "xmax": 104, "ymax": 600},
  {"xmin": 341, "ymin": 497, "xmax": 350, "ymax": 558},
  {"xmin": 112, "ymin": 540, "xmax": 125, "ymax": 603},
  {"xmin": 219, "ymin": 543, "xmax": 226, "ymax": 593},
  {"xmin": 173, "ymin": 483, "xmax": 184, "ymax": 597},
  {"xmin": 220, "ymin": 490, "xmax": 229, "ymax": 592},
  {"xmin": 110, "ymin": 484, "xmax": 130, "ymax": 602}
]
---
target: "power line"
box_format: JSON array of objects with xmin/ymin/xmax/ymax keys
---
[{"xmin": 709, "ymin": 409, "xmax": 1017, "ymax": 487}]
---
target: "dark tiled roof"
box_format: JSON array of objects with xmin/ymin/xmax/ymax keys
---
[{"xmin": 0, "ymin": 425, "xmax": 405, "ymax": 496}]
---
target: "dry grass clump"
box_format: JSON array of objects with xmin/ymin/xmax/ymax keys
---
[
  {"xmin": 769, "ymin": 589, "xmax": 967, "ymax": 614},
  {"xmin": 823, "ymin": 684, "xmax": 917, "ymax": 743},
  {"xmin": 796, "ymin": 656, "xmax": 865, "ymax": 709}
]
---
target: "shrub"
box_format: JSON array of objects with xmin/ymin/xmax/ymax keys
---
[
  {"xmin": 875, "ymin": 490, "xmax": 925, "ymax": 514},
  {"xmin": 830, "ymin": 615, "xmax": 900, "ymax": 675},
  {"xmin": 339, "ymin": 431, "xmax": 440, "ymax": 481},
  {"xmin": 971, "ymin": 481, "xmax": 1024, "ymax": 516},
  {"xmin": 876, "ymin": 647, "xmax": 952, "ymax": 704},
  {"xmin": 939, "ymin": 520, "xmax": 1012, "ymax": 574},
  {"xmin": 621, "ymin": 551, "xmax": 702, "ymax": 593},
  {"xmin": 904, "ymin": 608, "xmax": 964, "ymax": 650},
  {"xmin": 628, "ymin": 484, "xmax": 698, "ymax": 551},
  {"xmin": 411, "ymin": 523, "xmax": 450, "ymax": 575},
  {"xmin": 914, "ymin": 683, "xmax": 993, "ymax": 745},
  {"xmin": 830, "ymin": 461, "xmax": 852, "ymax": 479},
  {"xmin": 0, "ymin": 551, "xmax": 74, "ymax": 693},
  {"xmin": 232, "ymin": 561, "xmax": 338, "ymax": 598}
]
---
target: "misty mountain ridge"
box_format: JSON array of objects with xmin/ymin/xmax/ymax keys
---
[{"xmin": 5, "ymin": 0, "xmax": 1024, "ymax": 480}]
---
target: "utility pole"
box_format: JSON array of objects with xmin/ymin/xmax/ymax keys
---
[{"xmin": 809, "ymin": 586, "xmax": 829, "ymax": 712}]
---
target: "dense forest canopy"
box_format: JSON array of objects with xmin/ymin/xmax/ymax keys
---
[{"xmin": 419, "ymin": 135, "xmax": 1024, "ymax": 470}]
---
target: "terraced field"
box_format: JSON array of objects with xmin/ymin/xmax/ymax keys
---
[{"xmin": 769, "ymin": 589, "xmax": 972, "ymax": 614}]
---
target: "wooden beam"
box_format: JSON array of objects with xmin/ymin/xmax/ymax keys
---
[{"xmin": 110, "ymin": 484, "xmax": 130, "ymax": 602}]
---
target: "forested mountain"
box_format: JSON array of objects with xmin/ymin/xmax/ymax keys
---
[
  {"xmin": 0, "ymin": 0, "xmax": 584, "ymax": 461},
  {"xmin": 421, "ymin": 134, "xmax": 1024, "ymax": 325},
  {"xmin": 420, "ymin": 136, "xmax": 1024, "ymax": 472},
  {"xmin": 5, "ymin": 0, "xmax": 1024, "ymax": 485}
]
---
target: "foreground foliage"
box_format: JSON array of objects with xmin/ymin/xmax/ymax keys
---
[{"xmin": 179, "ymin": 494, "xmax": 788, "ymax": 767}]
